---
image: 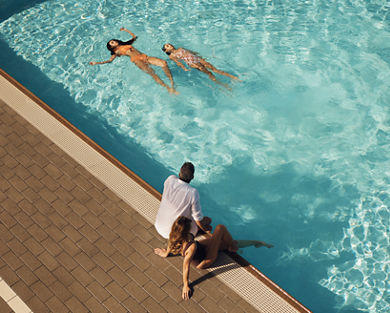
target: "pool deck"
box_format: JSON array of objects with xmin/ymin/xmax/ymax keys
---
[{"xmin": 0, "ymin": 68, "xmax": 312, "ymax": 313}]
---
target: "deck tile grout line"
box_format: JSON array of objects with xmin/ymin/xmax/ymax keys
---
[{"xmin": 0, "ymin": 69, "xmax": 312, "ymax": 312}]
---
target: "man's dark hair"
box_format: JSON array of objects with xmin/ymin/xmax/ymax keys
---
[{"xmin": 179, "ymin": 162, "xmax": 195, "ymax": 183}]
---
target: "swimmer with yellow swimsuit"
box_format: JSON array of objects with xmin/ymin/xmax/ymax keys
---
[{"xmin": 90, "ymin": 28, "xmax": 178, "ymax": 94}]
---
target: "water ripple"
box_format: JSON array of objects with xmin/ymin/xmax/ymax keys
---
[{"xmin": 1, "ymin": 1, "xmax": 390, "ymax": 312}]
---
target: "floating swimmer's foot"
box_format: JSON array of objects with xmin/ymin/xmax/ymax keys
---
[
  {"xmin": 168, "ymin": 87, "xmax": 179, "ymax": 95},
  {"xmin": 223, "ymin": 83, "xmax": 232, "ymax": 91}
]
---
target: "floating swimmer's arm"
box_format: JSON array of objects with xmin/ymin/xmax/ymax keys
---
[
  {"xmin": 170, "ymin": 55, "xmax": 190, "ymax": 71},
  {"xmin": 120, "ymin": 27, "xmax": 137, "ymax": 40},
  {"xmin": 89, "ymin": 54, "xmax": 116, "ymax": 65}
]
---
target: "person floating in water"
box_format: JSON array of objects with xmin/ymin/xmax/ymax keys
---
[
  {"xmin": 90, "ymin": 28, "xmax": 178, "ymax": 94},
  {"xmin": 162, "ymin": 43, "xmax": 239, "ymax": 88},
  {"xmin": 154, "ymin": 216, "xmax": 273, "ymax": 300}
]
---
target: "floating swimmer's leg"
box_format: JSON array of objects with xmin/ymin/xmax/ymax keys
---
[
  {"xmin": 200, "ymin": 59, "xmax": 239, "ymax": 80},
  {"xmin": 135, "ymin": 61, "xmax": 176, "ymax": 94},
  {"xmin": 194, "ymin": 63, "xmax": 231, "ymax": 90},
  {"xmin": 147, "ymin": 57, "xmax": 177, "ymax": 93}
]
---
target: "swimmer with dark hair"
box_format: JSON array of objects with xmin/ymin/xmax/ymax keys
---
[
  {"xmin": 90, "ymin": 28, "xmax": 178, "ymax": 94},
  {"xmin": 162, "ymin": 43, "xmax": 239, "ymax": 89}
]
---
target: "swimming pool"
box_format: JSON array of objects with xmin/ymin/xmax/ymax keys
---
[{"xmin": 1, "ymin": 0, "xmax": 389, "ymax": 312}]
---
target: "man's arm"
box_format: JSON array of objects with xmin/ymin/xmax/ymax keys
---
[
  {"xmin": 90, "ymin": 54, "xmax": 116, "ymax": 65},
  {"xmin": 195, "ymin": 217, "xmax": 212, "ymax": 233},
  {"xmin": 192, "ymin": 190, "xmax": 212, "ymax": 233}
]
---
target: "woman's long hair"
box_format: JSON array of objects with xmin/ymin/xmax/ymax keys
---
[
  {"xmin": 106, "ymin": 37, "xmax": 137, "ymax": 55},
  {"xmin": 168, "ymin": 216, "xmax": 193, "ymax": 255}
]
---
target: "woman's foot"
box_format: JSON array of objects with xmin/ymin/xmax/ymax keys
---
[
  {"xmin": 168, "ymin": 87, "xmax": 179, "ymax": 95},
  {"xmin": 254, "ymin": 241, "xmax": 273, "ymax": 248}
]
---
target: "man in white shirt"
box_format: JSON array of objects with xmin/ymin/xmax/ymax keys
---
[{"xmin": 154, "ymin": 162, "xmax": 212, "ymax": 239}]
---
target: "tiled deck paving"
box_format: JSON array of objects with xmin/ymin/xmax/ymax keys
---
[
  {"xmin": 0, "ymin": 69, "xmax": 312, "ymax": 313},
  {"xmin": 0, "ymin": 97, "xmax": 257, "ymax": 313},
  {"xmin": 0, "ymin": 296, "xmax": 13, "ymax": 313},
  {"xmin": 0, "ymin": 99, "xmax": 261, "ymax": 313}
]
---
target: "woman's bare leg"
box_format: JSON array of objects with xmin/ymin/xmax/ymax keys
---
[
  {"xmin": 146, "ymin": 57, "xmax": 177, "ymax": 93},
  {"xmin": 197, "ymin": 224, "xmax": 236, "ymax": 269},
  {"xmin": 200, "ymin": 59, "xmax": 238, "ymax": 80},
  {"xmin": 193, "ymin": 64, "xmax": 231, "ymax": 89},
  {"xmin": 135, "ymin": 61, "xmax": 175, "ymax": 93},
  {"xmin": 236, "ymin": 240, "xmax": 273, "ymax": 249}
]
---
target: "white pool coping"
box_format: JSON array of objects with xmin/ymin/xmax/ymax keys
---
[
  {"xmin": 0, "ymin": 276, "xmax": 33, "ymax": 313},
  {"xmin": 0, "ymin": 69, "xmax": 312, "ymax": 313}
]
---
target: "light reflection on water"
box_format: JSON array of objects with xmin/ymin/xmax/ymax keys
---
[{"xmin": 1, "ymin": 1, "xmax": 390, "ymax": 312}]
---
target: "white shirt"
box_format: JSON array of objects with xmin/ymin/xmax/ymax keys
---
[{"xmin": 155, "ymin": 175, "xmax": 203, "ymax": 239}]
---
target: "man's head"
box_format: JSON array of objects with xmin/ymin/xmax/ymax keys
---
[{"xmin": 179, "ymin": 162, "xmax": 195, "ymax": 183}]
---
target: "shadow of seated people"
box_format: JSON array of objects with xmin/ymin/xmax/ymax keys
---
[{"xmin": 189, "ymin": 253, "xmax": 242, "ymax": 288}]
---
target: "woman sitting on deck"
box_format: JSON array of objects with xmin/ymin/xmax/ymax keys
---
[
  {"xmin": 154, "ymin": 216, "xmax": 273, "ymax": 300},
  {"xmin": 90, "ymin": 27, "xmax": 178, "ymax": 94}
]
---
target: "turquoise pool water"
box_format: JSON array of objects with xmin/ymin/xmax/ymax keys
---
[{"xmin": 1, "ymin": 1, "xmax": 390, "ymax": 312}]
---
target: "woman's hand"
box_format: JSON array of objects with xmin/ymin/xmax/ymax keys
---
[
  {"xmin": 89, "ymin": 61, "xmax": 96, "ymax": 65},
  {"xmin": 154, "ymin": 248, "xmax": 168, "ymax": 257},
  {"xmin": 182, "ymin": 285, "xmax": 191, "ymax": 300},
  {"xmin": 120, "ymin": 27, "xmax": 137, "ymax": 39}
]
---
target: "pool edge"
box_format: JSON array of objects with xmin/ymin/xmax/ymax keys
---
[
  {"xmin": 0, "ymin": 68, "xmax": 162, "ymax": 202},
  {"xmin": 0, "ymin": 67, "xmax": 313, "ymax": 313}
]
